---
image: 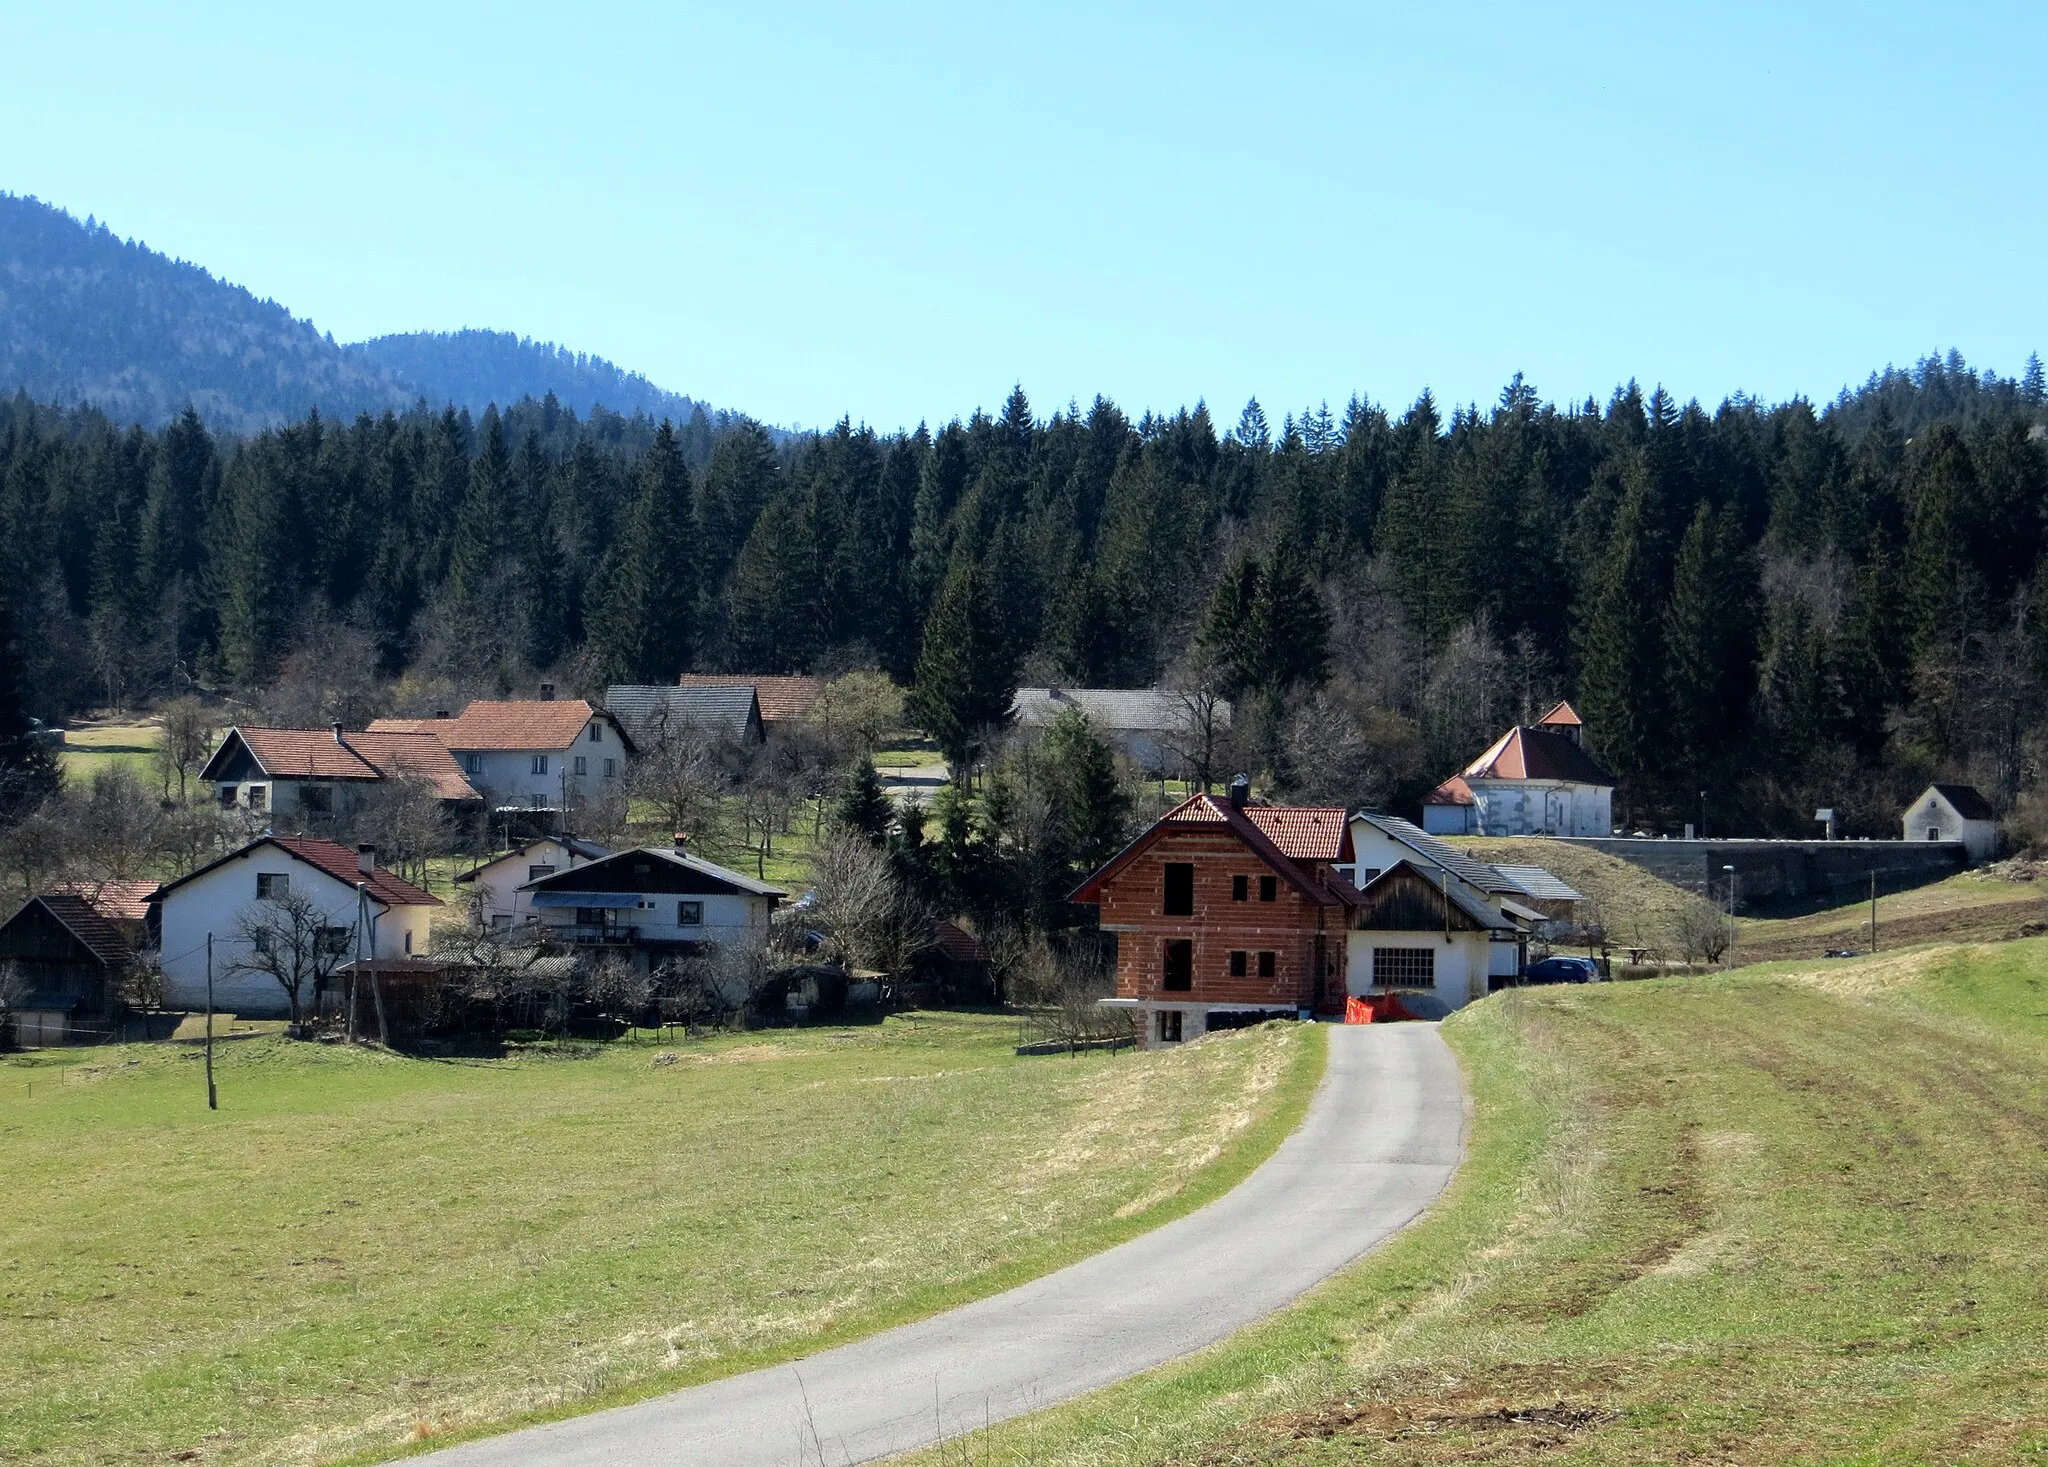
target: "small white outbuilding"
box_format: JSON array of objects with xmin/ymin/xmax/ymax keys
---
[{"xmin": 1902, "ymin": 784, "xmax": 2000, "ymax": 864}]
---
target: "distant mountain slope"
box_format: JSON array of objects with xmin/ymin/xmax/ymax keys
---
[
  {"xmin": 0, "ymin": 193, "xmax": 408, "ymax": 434},
  {"xmin": 348, "ymin": 330, "xmax": 707, "ymax": 423},
  {"xmin": 0, "ymin": 194, "xmax": 722, "ymax": 432}
]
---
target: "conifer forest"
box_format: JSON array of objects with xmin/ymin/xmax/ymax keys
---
[{"xmin": 2, "ymin": 350, "xmax": 2046, "ymax": 839}]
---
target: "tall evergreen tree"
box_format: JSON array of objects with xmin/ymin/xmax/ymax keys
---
[
  {"xmin": 586, "ymin": 422, "xmax": 695, "ymax": 685},
  {"xmin": 1576, "ymin": 478, "xmax": 1664, "ymax": 801},
  {"xmin": 908, "ymin": 554, "xmax": 1016, "ymax": 766},
  {"xmin": 1664, "ymin": 502, "xmax": 1759, "ymax": 784}
]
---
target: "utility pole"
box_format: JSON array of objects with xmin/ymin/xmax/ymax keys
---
[
  {"xmin": 204, "ymin": 933, "xmax": 218, "ymax": 1111},
  {"xmin": 1722, "ymin": 864, "xmax": 1738, "ymax": 968},
  {"xmin": 1870, "ymin": 870, "xmax": 1878, "ymax": 953}
]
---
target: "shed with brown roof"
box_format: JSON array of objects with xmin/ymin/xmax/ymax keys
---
[
  {"xmin": 676, "ymin": 674, "xmax": 824, "ymax": 726},
  {"xmin": 0, "ymin": 893, "xmax": 133, "ymax": 1044}
]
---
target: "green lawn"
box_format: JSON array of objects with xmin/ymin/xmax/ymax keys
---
[
  {"xmin": 901, "ymin": 943, "xmax": 2048, "ymax": 1465},
  {"xmin": 0, "ymin": 1014, "xmax": 1321, "ymax": 1466},
  {"xmin": 56, "ymin": 720, "xmax": 162, "ymax": 785}
]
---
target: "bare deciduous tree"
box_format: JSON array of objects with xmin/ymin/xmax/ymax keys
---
[
  {"xmin": 989, "ymin": 928, "xmax": 1130, "ymax": 1045},
  {"xmin": 1672, "ymin": 894, "xmax": 1733, "ymax": 967},
  {"xmin": 810, "ymin": 670, "xmax": 905, "ymax": 754},
  {"xmin": 629, "ymin": 722, "xmax": 734, "ymax": 853},
  {"xmin": 806, "ymin": 831, "xmax": 932, "ymax": 974},
  {"xmin": 227, "ymin": 889, "xmax": 354, "ymax": 1033},
  {"xmin": 352, "ymin": 774, "xmax": 452, "ymax": 889},
  {"xmin": 153, "ymin": 697, "xmax": 219, "ymax": 802}
]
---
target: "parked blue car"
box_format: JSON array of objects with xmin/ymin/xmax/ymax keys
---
[{"xmin": 1520, "ymin": 955, "xmax": 1602, "ymax": 985}]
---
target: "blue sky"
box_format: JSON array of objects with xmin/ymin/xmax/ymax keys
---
[{"xmin": 4, "ymin": 3, "xmax": 2042, "ymax": 431}]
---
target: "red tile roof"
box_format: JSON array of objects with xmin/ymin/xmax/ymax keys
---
[
  {"xmin": 373, "ymin": 699, "xmax": 601, "ymax": 753},
  {"xmin": 1456, "ymin": 726, "xmax": 1614, "ymax": 786},
  {"xmin": 676, "ymin": 675, "xmax": 824, "ymax": 723},
  {"xmin": 1424, "ymin": 774, "xmax": 1477, "ymax": 808},
  {"xmin": 29, "ymin": 893, "xmax": 134, "ymax": 966},
  {"xmin": 212, "ymin": 727, "xmax": 481, "ymax": 801},
  {"xmin": 1073, "ymin": 793, "xmax": 1358, "ymax": 908},
  {"xmin": 1244, "ymin": 805, "xmax": 1349, "ymax": 860},
  {"xmin": 57, "ymin": 878, "xmax": 160, "ymax": 924},
  {"xmin": 268, "ymin": 837, "xmax": 443, "ymax": 907},
  {"xmin": 1535, "ymin": 699, "xmax": 1583, "ymax": 728},
  {"xmin": 931, "ymin": 919, "xmax": 987, "ymax": 964}
]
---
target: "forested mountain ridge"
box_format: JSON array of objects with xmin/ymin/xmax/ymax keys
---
[
  {"xmin": 346, "ymin": 330, "xmax": 712, "ymax": 427},
  {"xmin": 4, "ymin": 355, "xmax": 2044, "ymax": 843},
  {"xmin": 0, "ymin": 194, "xmax": 719, "ymax": 433}
]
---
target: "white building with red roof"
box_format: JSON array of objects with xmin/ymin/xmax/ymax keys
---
[
  {"xmin": 201, "ymin": 724, "xmax": 482, "ymax": 820},
  {"xmin": 370, "ymin": 690, "xmax": 634, "ymax": 812},
  {"xmin": 1422, "ymin": 700, "xmax": 1615, "ymax": 838},
  {"xmin": 151, "ymin": 836, "xmax": 443, "ymax": 1016}
]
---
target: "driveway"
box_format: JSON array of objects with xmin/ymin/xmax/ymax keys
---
[{"xmin": 422, "ymin": 1022, "xmax": 1465, "ymax": 1467}]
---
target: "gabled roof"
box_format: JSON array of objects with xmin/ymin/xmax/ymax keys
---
[
  {"xmin": 371, "ymin": 699, "xmax": 621, "ymax": 754},
  {"xmin": 676, "ymin": 674, "xmax": 824, "ymax": 723},
  {"xmin": 200, "ymin": 726, "xmax": 482, "ymax": 801},
  {"xmin": 13, "ymin": 893, "xmax": 134, "ymax": 967},
  {"xmin": 606, "ymin": 684, "xmax": 763, "ymax": 743},
  {"xmin": 1927, "ymin": 783, "xmax": 1997, "ymax": 822},
  {"xmin": 154, "ymin": 836, "xmax": 443, "ymax": 908},
  {"xmin": 1350, "ymin": 813, "xmax": 1531, "ymax": 898},
  {"xmin": 1071, "ymin": 793, "xmax": 1357, "ymax": 908},
  {"xmin": 519, "ymin": 845, "xmax": 788, "ymax": 900},
  {"xmin": 1424, "ymin": 774, "xmax": 1476, "ymax": 808},
  {"xmin": 1489, "ymin": 864, "xmax": 1586, "ymax": 903},
  {"xmin": 1011, "ymin": 687, "xmax": 1232, "ymax": 734},
  {"xmin": 1455, "ymin": 725, "xmax": 1614, "ymax": 787},
  {"xmin": 1354, "ymin": 861, "xmax": 1520, "ymax": 933},
  {"xmin": 57, "ymin": 878, "xmax": 160, "ymax": 924},
  {"xmin": 931, "ymin": 919, "xmax": 987, "ymax": 964},
  {"xmin": 454, "ymin": 836, "xmax": 613, "ymax": 885},
  {"xmin": 1535, "ymin": 699, "xmax": 1583, "ymax": 729}
]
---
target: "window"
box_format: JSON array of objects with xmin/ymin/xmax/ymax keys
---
[
  {"xmin": 1232, "ymin": 874, "xmax": 1249, "ymax": 902},
  {"xmin": 257, "ymin": 872, "xmax": 289, "ymax": 900},
  {"xmin": 588, "ymin": 724, "xmax": 603, "ymax": 743},
  {"xmin": 1163, "ymin": 863, "xmax": 1195, "ymax": 916},
  {"xmin": 1258, "ymin": 875, "xmax": 1277, "ymax": 902},
  {"xmin": 1926, "ymin": 826, "xmax": 1940, "ymax": 841},
  {"xmin": 1163, "ymin": 938, "xmax": 1193, "ymax": 991},
  {"xmin": 246, "ymin": 785, "xmax": 267, "ymax": 812},
  {"xmin": 491, "ymin": 913, "xmax": 512, "ymax": 930},
  {"xmin": 603, "ymin": 758, "xmax": 617, "ymax": 778},
  {"xmin": 466, "ymin": 753, "xmax": 485, "ymax": 775},
  {"xmin": 1228, "ymin": 950, "xmax": 1248, "ymax": 977},
  {"xmin": 574, "ymin": 907, "xmax": 608, "ymax": 927},
  {"xmin": 300, "ymin": 785, "xmax": 332, "ymax": 814},
  {"xmin": 528, "ymin": 864, "xmax": 556, "ymax": 882},
  {"xmin": 217, "ymin": 784, "xmax": 237, "ymax": 806},
  {"xmin": 573, "ymin": 755, "xmax": 587, "ymax": 776},
  {"xmin": 1157, "ymin": 1009, "xmax": 1184, "ymax": 1044},
  {"xmin": 1373, "ymin": 946, "xmax": 1436, "ymax": 989},
  {"xmin": 318, "ymin": 925, "xmax": 352, "ymax": 955},
  {"xmin": 531, "ymin": 755, "xmax": 550, "ymax": 776},
  {"xmin": 253, "ymin": 930, "xmax": 274, "ymax": 955},
  {"xmin": 677, "ymin": 900, "xmax": 703, "ymax": 927},
  {"xmin": 404, "ymin": 929, "xmax": 413, "ymax": 954},
  {"xmin": 1257, "ymin": 950, "xmax": 1277, "ymax": 978}
]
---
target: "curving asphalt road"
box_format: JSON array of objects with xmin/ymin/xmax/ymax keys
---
[{"xmin": 421, "ymin": 1022, "xmax": 1465, "ymax": 1467}]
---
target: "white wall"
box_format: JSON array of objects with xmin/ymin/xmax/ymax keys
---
[
  {"xmin": 158, "ymin": 849, "xmax": 432, "ymax": 1015},
  {"xmin": 1902, "ymin": 791, "xmax": 1998, "ymax": 863},
  {"xmin": 1344, "ymin": 929, "xmax": 1491, "ymax": 1011},
  {"xmin": 1465, "ymin": 780, "xmax": 1611, "ymax": 837},
  {"xmin": 454, "ymin": 717, "xmax": 624, "ymax": 808},
  {"xmin": 1422, "ymin": 802, "xmax": 1478, "ymax": 835},
  {"xmin": 531, "ymin": 890, "xmax": 772, "ymax": 948},
  {"xmin": 468, "ymin": 840, "xmax": 605, "ymax": 928}
]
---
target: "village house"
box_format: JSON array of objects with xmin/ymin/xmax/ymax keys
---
[
  {"xmin": 150, "ymin": 837, "xmax": 441, "ymax": 1016},
  {"xmin": 200, "ymin": 725, "xmax": 482, "ymax": 820},
  {"xmin": 1347, "ymin": 812, "xmax": 1543, "ymax": 989},
  {"xmin": 519, "ymin": 837, "xmax": 785, "ymax": 970},
  {"xmin": 1070, "ymin": 780, "xmax": 1357, "ymax": 1047},
  {"xmin": 1011, "ymin": 686, "xmax": 1231, "ymax": 779},
  {"xmin": 675, "ymin": 674, "xmax": 824, "ymax": 734},
  {"xmin": 370, "ymin": 689, "xmax": 634, "ymax": 813},
  {"xmin": 0, "ymin": 891, "xmax": 135, "ymax": 1045},
  {"xmin": 1902, "ymin": 783, "xmax": 1999, "ymax": 863},
  {"xmin": 1422, "ymin": 700, "xmax": 1615, "ymax": 838},
  {"xmin": 1345, "ymin": 862, "xmax": 1522, "ymax": 1017},
  {"xmin": 454, "ymin": 835, "xmax": 612, "ymax": 930},
  {"xmin": 605, "ymin": 683, "xmax": 766, "ymax": 746}
]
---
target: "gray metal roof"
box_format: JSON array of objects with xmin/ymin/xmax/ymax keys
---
[
  {"xmin": 1011, "ymin": 687, "xmax": 1231, "ymax": 733},
  {"xmin": 1351, "ymin": 813, "xmax": 1531, "ymax": 897},
  {"xmin": 1490, "ymin": 864, "xmax": 1586, "ymax": 902},
  {"xmin": 607, "ymin": 684, "xmax": 761, "ymax": 742}
]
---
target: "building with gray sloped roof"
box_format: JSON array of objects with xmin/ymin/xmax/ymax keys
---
[
  {"xmin": 606, "ymin": 684, "xmax": 765, "ymax": 746},
  {"xmin": 1010, "ymin": 686, "xmax": 1230, "ymax": 777}
]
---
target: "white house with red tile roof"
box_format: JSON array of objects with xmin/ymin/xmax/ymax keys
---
[
  {"xmin": 151, "ymin": 836, "xmax": 442, "ymax": 1016},
  {"xmin": 200, "ymin": 725, "xmax": 481, "ymax": 820},
  {"xmin": 370, "ymin": 695, "xmax": 634, "ymax": 811},
  {"xmin": 1422, "ymin": 700, "xmax": 1614, "ymax": 837}
]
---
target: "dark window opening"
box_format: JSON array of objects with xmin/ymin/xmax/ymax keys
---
[
  {"xmin": 1157, "ymin": 1009, "xmax": 1184, "ymax": 1043},
  {"xmin": 1231, "ymin": 874, "xmax": 1249, "ymax": 901},
  {"xmin": 1258, "ymin": 875, "xmax": 1277, "ymax": 902},
  {"xmin": 1163, "ymin": 863, "xmax": 1195, "ymax": 916},
  {"xmin": 1228, "ymin": 950, "xmax": 1248, "ymax": 977},
  {"xmin": 678, "ymin": 900, "xmax": 704, "ymax": 926},
  {"xmin": 299, "ymin": 785, "xmax": 332, "ymax": 814},
  {"xmin": 1373, "ymin": 946, "xmax": 1436, "ymax": 989},
  {"xmin": 1163, "ymin": 938, "xmax": 1193, "ymax": 991},
  {"xmin": 1205, "ymin": 1008, "xmax": 1289, "ymax": 1033},
  {"xmin": 1257, "ymin": 950, "xmax": 1277, "ymax": 978},
  {"xmin": 256, "ymin": 872, "xmax": 289, "ymax": 900}
]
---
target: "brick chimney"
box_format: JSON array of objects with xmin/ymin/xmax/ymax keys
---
[
  {"xmin": 357, "ymin": 844, "xmax": 376, "ymax": 876},
  {"xmin": 331, "ymin": 722, "xmax": 345, "ymax": 744},
  {"xmin": 538, "ymin": 682, "xmax": 556, "ymax": 701},
  {"xmin": 672, "ymin": 832, "xmax": 690, "ymax": 854},
  {"xmin": 1227, "ymin": 773, "xmax": 1250, "ymax": 809}
]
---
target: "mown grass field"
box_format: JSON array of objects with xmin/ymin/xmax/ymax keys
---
[
  {"xmin": 1739, "ymin": 871, "xmax": 2048, "ymax": 962},
  {"xmin": 55, "ymin": 719, "xmax": 162, "ymax": 784},
  {"xmin": 904, "ymin": 943, "xmax": 2048, "ymax": 1465},
  {"xmin": 0, "ymin": 1014, "xmax": 1322, "ymax": 1466}
]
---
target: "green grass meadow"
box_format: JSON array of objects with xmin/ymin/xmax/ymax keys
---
[
  {"xmin": 902, "ymin": 943, "xmax": 2048, "ymax": 1466},
  {"xmin": 0, "ymin": 1014, "xmax": 1322, "ymax": 1465}
]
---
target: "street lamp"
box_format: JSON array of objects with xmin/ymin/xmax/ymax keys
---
[{"xmin": 1722, "ymin": 864, "xmax": 1738, "ymax": 967}]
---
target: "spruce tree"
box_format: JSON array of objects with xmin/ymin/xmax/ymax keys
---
[
  {"xmin": 831, "ymin": 755, "xmax": 893, "ymax": 844},
  {"xmin": 0, "ymin": 587, "xmax": 60, "ymax": 822},
  {"xmin": 1575, "ymin": 479, "xmax": 1664, "ymax": 800},
  {"xmin": 909, "ymin": 554, "xmax": 1015, "ymax": 767},
  {"xmin": 1664, "ymin": 502, "xmax": 1759, "ymax": 784},
  {"xmin": 448, "ymin": 406, "xmax": 510, "ymax": 607},
  {"xmin": 1040, "ymin": 706, "xmax": 1129, "ymax": 874},
  {"xmin": 587, "ymin": 422, "xmax": 695, "ymax": 686}
]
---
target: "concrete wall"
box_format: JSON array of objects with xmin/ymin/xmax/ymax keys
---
[
  {"xmin": 1345, "ymin": 929, "xmax": 1490, "ymax": 1013},
  {"xmin": 1559, "ymin": 836, "xmax": 1966, "ymax": 910}
]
